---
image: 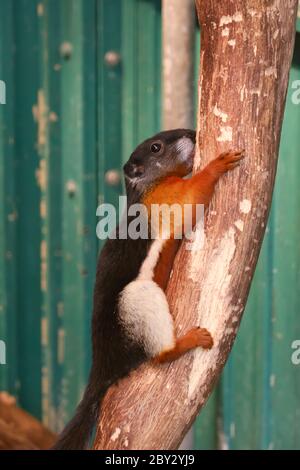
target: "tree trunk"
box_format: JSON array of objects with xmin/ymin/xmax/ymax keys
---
[
  {"xmin": 162, "ymin": 0, "xmax": 195, "ymax": 129},
  {"xmin": 94, "ymin": 0, "xmax": 297, "ymax": 450}
]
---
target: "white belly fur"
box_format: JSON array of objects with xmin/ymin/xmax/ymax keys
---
[{"xmin": 118, "ymin": 239, "xmax": 175, "ymax": 357}]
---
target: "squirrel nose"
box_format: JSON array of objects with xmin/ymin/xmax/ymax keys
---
[{"xmin": 124, "ymin": 161, "xmax": 144, "ymax": 178}]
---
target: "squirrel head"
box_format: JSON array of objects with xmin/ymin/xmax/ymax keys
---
[{"xmin": 123, "ymin": 129, "xmax": 196, "ymax": 197}]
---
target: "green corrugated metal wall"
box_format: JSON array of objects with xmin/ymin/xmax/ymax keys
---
[{"xmin": 0, "ymin": 0, "xmax": 299, "ymax": 449}]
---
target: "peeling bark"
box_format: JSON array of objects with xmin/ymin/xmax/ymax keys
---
[{"xmin": 94, "ymin": 0, "xmax": 298, "ymax": 450}]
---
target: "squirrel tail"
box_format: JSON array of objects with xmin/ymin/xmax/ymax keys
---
[{"xmin": 51, "ymin": 377, "xmax": 109, "ymax": 450}]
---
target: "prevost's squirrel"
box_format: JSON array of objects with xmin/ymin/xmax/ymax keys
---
[{"xmin": 52, "ymin": 129, "xmax": 244, "ymax": 450}]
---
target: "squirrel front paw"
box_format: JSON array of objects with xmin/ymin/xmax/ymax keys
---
[{"xmin": 215, "ymin": 149, "xmax": 245, "ymax": 173}]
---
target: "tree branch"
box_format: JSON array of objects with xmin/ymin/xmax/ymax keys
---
[
  {"xmin": 0, "ymin": 392, "xmax": 56, "ymax": 450},
  {"xmin": 94, "ymin": 0, "xmax": 298, "ymax": 450}
]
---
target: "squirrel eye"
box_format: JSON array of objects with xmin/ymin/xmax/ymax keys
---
[{"xmin": 150, "ymin": 142, "xmax": 162, "ymax": 154}]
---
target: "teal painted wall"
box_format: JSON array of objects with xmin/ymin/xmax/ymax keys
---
[
  {"xmin": 0, "ymin": 0, "xmax": 299, "ymax": 449},
  {"xmin": 0, "ymin": 0, "xmax": 161, "ymax": 432}
]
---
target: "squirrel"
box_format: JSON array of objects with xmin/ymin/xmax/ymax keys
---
[{"xmin": 52, "ymin": 128, "xmax": 244, "ymax": 450}]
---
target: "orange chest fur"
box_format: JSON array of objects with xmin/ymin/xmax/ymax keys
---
[
  {"xmin": 142, "ymin": 176, "xmax": 199, "ymax": 241},
  {"xmin": 152, "ymin": 239, "xmax": 180, "ymax": 291},
  {"xmin": 141, "ymin": 177, "xmax": 197, "ymax": 290}
]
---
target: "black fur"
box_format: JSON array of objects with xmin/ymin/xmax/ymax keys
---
[
  {"xmin": 52, "ymin": 129, "xmax": 195, "ymax": 450},
  {"xmin": 52, "ymin": 235, "xmax": 150, "ymax": 449}
]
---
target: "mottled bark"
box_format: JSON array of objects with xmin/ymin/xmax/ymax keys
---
[{"xmin": 94, "ymin": 0, "xmax": 297, "ymax": 450}]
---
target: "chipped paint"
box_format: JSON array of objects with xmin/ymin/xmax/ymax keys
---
[
  {"xmin": 232, "ymin": 305, "xmax": 240, "ymax": 312},
  {"xmin": 35, "ymin": 159, "xmax": 47, "ymax": 191},
  {"xmin": 110, "ymin": 427, "xmax": 121, "ymax": 441},
  {"xmin": 41, "ymin": 240, "xmax": 47, "ymax": 292},
  {"xmin": 60, "ymin": 41, "xmax": 73, "ymax": 59},
  {"xmin": 265, "ymin": 66, "xmax": 277, "ymax": 78},
  {"xmin": 124, "ymin": 423, "xmax": 131, "ymax": 433},
  {"xmin": 270, "ymin": 374, "xmax": 276, "ymax": 387},
  {"xmin": 49, "ymin": 111, "xmax": 58, "ymax": 122},
  {"xmin": 41, "ymin": 366, "xmax": 50, "ymax": 426},
  {"xmin": 249, "ymin": 88, "xmax": 261, "ymax": 96},
  {"xmin": 188, "ymin": 228, "xmax": 237, "ymax": 398},
  {"xmin": 219, "ymin": 12, "xmax": 243, "ymax": 27},
  {"xmin": 222, "ymin": 27, "xmax": 230, "ymax": 37},
  {"xmin": 262, "ymin": 170, "xmax": 269, "ymax": 179},
  {"xmin": 234, "ymin": 219, "xmax": 244, "ymax": 232},
  {"xmin": 240, "ymin": 199, "xmax": 252, "ymax": 214},
  {"xmin": 7, "ymin": 211, "xmax": 18, "ymax": 222},
  {"xmin": 32, "ymin": 90, "xmax": 48, "ymax": 149},
  {"xmin": 228, "ymin": 39, "xmax": 236, "ymax": 48},
  {"xmin": 37, "ymin": 3, "xmax": 44, "ymax": 16},
  {"xmin": 225, "ymin": 327, "xmax": 235, "ymax": 335},
  {"xmin": 40, "ymin": 199, "xmax": 47, "ymax": 218},
  {"xmin": 41, "ymin": 317, "xmax": 48, "ymax": 346},
  {"xmin": 66, "ymin": 180, "xmax": 77, "ymax": 195},
  {"xmin": 248, "ymin": 8, "xmax": 257, "ymax": 17},
  {"xmin": 217, "ymin": 126, "xmax": 233, "ymax": 142},
  {"xmin": 213, "ymin": 105, "xmax": 228, "ymax": 123},
  {"xmin": 58, "ymin": 328, "xmax": 65, "ymax": 364},
  {"xmin": 248, "ymin": 8, "xmax": 262, "ymax": 18},
  {"xmin": 240, "ymin": 85, "xmax": 246, "ymax": 102}
]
